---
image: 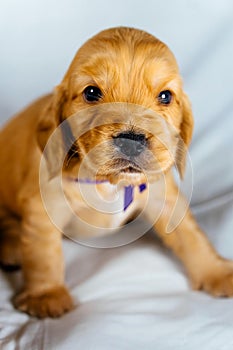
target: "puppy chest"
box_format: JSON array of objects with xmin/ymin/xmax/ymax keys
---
[{"xmin": 64, "ymin": 181, "xmax": 148, "ymax": 229}]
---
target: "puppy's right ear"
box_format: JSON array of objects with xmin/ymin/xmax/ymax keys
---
[{"xmin": 37, "ymin": 84, "xmax": 68, "ymax": 178}]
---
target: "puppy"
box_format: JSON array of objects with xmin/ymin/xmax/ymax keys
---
[{"xmin": 1, "ymin": 27, "xmax": 233, "ymax": 318}]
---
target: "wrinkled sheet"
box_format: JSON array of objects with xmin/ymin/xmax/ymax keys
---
[{"xmin": 0, "ymin": 1, "xmax": 233, "ymax": 349}]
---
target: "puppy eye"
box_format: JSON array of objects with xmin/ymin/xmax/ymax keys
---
[
  {"xmin": 157, "ymin": 90, "xmax": 172, "ymax": 105},
  {"xmin": 83, "ymin": 86, "xmax": 102, "ymax": 102}
]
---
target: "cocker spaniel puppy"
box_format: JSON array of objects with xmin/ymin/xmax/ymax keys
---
[{"xmin": 0, "ymin": 27, "xmax": 233, "ymax": 318}]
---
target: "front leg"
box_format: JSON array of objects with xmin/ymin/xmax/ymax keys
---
[
  {"xmin": 153, "ymin": 176, "xmax": 233, "ymax": 297},
  {"xmin": 14, "ymin": 198, "xmax": 74, "ymax": 318}
]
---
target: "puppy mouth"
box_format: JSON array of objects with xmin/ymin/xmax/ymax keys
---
[
  {"xmin": 101, "ymin": 158, "xmax": 149, "ymax": 185},
  {"xmin": 117, "ymin": 160, "xmax": 142, "ymax": 173},
  {"xmin": 121, "ymin": 167, "xmax": 141, "ymax": 173},
  {"xmin": 109, "ymin": 158, "xmax": 143, "ymax": 174}
]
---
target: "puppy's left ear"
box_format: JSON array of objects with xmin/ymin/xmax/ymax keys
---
[{"xmin": 176, "ymin": 92, "xmax": 194, "ymax": 178}]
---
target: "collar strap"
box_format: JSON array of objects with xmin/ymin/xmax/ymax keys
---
[
  {"xmin": 74, "ymin": 179, "xmax": 147, "ymax": 211},
  {"xmin": 124, "ymin": 184, "xmax": 146, "ymax": 211}
]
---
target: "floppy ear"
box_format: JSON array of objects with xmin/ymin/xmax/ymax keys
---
[
  {"xmin": 37, "ymin": 84, "xmax": 69, "ymax": 178},
  {"xmin": 176, "ymin": 92, "xmax": 194, "ymax": 178}
]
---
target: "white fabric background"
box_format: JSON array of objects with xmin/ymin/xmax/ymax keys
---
[{"xmin": 0, "ymin": 1, "xmax": 233, "ymax": 349}]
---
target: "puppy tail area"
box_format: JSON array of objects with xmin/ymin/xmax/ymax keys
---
[{"xmin": 0, "ymin": 210, "xmax": 22, "ymax": 271}]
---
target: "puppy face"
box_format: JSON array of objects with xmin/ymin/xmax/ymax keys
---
[{"xmin": 38, "ymin": 27, "xmax": 193, "ymax": 183}]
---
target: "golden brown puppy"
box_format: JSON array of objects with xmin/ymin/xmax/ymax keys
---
[{"xmin": 1, "ymin": 27, "xmax": 233, "ymax": 318}]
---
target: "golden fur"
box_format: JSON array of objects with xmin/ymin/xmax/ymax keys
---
[{"xmin": 1, "ymin": 27, "xmax": 233, "ymax": 318}]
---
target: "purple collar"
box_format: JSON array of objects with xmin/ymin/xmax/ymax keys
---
[
  {"xmin": 74, "ymin": 179, "xmax": 147, "ymax": 211},
  {"xmin": 124, "ymin": 184, "xmax": 146, "ymax": 211}
]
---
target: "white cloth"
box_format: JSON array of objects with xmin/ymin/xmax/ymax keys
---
[{"xmin": 0, "ymin": 1, "xmax": 233, "ymax": 349}]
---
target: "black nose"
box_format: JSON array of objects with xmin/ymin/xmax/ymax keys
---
[{"xmin": 113, "ymin": 132, "xmax": 147, "ymax": 157}]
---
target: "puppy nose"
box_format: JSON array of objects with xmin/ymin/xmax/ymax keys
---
[{"xmin": 113, "ymin": 132, "xmax": 146, "ymax": 157}]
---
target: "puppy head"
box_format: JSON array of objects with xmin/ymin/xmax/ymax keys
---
[{"xmin": 37, "ymin": 27, "xmax": 193, "ymax": 183}]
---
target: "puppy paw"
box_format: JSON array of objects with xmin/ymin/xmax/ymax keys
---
[
  {"xmin": 191, "ymin": 259, "xmax": 233, "ymax": 297},
  {"xmin": 13, "ymin": 285, "xmax": 74, "ymax": 318}
]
